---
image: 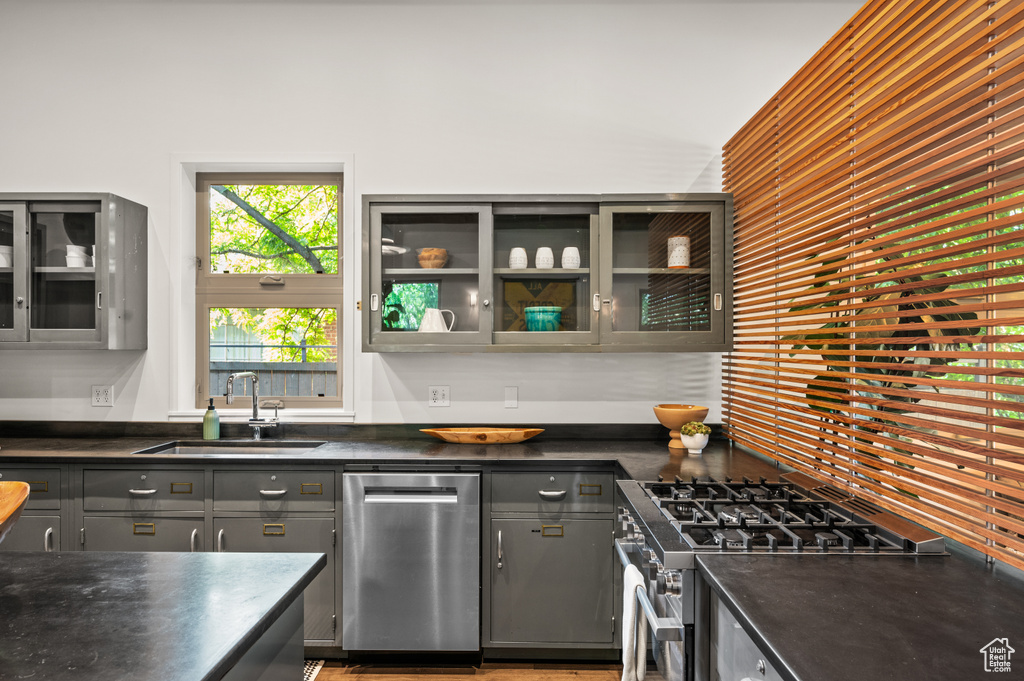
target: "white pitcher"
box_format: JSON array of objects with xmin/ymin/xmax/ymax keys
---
[{"xmin": 419, "ymin": 308, "xmax": 456, "ymax": 332}]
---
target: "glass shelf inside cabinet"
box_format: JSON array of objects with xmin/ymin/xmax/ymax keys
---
[
  {"xmin": 493, "ymin": 211, "xmax": 593, "ymax": 334},
  {"xmin": 30, "ymin": 208, "xmax": 98, "ymax": 331},
  {"xmin": 378, "ymin": 211, "xmax": 481, "ymax": 333},
  {"xmin": 610, "ymin": 210, "xmax": 713, "ymax": 333}
]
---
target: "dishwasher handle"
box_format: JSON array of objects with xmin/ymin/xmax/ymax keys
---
[{"xmin": 363, "ymin": 486, "xmax": 458, "ymax": 504}]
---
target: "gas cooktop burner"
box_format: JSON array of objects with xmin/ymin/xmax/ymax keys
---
[{"xmin": 718, "ymin": 504, "xmax": 762, "ymax": 523}]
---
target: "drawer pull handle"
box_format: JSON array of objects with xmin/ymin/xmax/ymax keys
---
[
  {"xmin": 133, "ymin": 523, "xmax": 156, "ymax": 535},
  {"xmin": 218, "ymin": 529, "xmax": 225, "ymax": 552},
  {"xmin": 579, "ymin": 483, "xmax": 603, "ymax": 496},
  {"xmin": 263, "ymin": 524, "xmax": 285, "ymax": 536},
  {"xmin": 128, "ymin": 488, "xmax": 157, "ymax": 496},
  {"xmin": 259, "ymin": 489, "xmax": 287, "ymax": 498},
  {"xmin": 190, "ymin": 529, "xmax": 199, "ymax": 553},
  {"xmin": 44, "ymin": 527, "xmax": 54, "ymax": 552},
  {"xmin": 170, "ymin": 482, "xmax": 193, "ymax": 494},
  {"xmin": 300, "ymin": 483, "xmax": 323, "ymax": 495},
  {"xmin": 538, "ymin": 489, "xmax": 566, "ymax": 501},
  {"xmin": 541, "ymin": 525, "xmax": 564, "ymax": 537},
  {"xmin": 497, "ymin": 530, "xmax": 503, "ymax": 569},
  {"xmin": 28, "ymin": 480, "xmax": 49, "ymax": 493}
]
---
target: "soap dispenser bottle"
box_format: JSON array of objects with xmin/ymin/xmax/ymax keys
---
[{"xmin": 202, "ymin": 398, "xmax": 220, "ymax": 440}]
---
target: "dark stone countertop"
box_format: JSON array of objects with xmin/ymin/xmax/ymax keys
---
[
  {"xmin": 0, "ymin": 551, "xmax": 326, "ymax": 681},
  {"xmin": 697, "ymin": 551, "xmax": 1024, "ymax": 681},
  {"xmin": 0, "ymin": 433, "xmax": 788, "ymax": 482}
]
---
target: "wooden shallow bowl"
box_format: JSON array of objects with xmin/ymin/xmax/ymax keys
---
[
  {"xmin": 418, "ymin": 248, "xmax": 448, "ymax": 268},
  {"xmin": 653, "ymin": 404, "xmax": 709, "ymax": 430},
  {"xmin": 0, "ymin": 481, "xmax": 31, "ymax": 545},
  {"xmin": 420, "ymin": 427, "xmax": 544, "ymax": 444}
]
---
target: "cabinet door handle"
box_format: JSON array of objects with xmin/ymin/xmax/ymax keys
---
[
  {"xmin": 538, "ymin": 489, "xmax": 567, "ymax": 501},
  {"xmin": 44, "ymin": 527, "xmax": 54, "ymax": 552},
  {"xmin": 593, "ymin": 293, "xmax": 601, "ymax": 312},
  {"xmin": 497, "ymin": 530, "xmax": 503, "ymax": 569},
  {"xmin": 217, "ymin": 529, "xmax": 225, "ymax": 552},
  {"xmin": 190, "ymin": 528, "xmax": 199, "ymax": 553},
  {"xmin": 259, "ymin": 489, "xmax": 287, "ymax": 498},
  {"xmin": 15, "ymin": 296, "xmax": 24, "ymax": 308},
  {"xmin": 370, "ymin": 293, "xmax": 379, "ymax": 311},
  {"xmin": 128, "ymin": 488, "xmax": 156, "ymax": 495},
  {"xmin": 714, "ymin": 293, "xmax": 723, "ymax": 311},
  {"xmin": 96, "ymin": 291, "xmax": 102, "ymax": 309}
]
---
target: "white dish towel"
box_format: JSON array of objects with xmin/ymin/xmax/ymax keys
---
[{"xmin": 622, "ymin": 564, "xmax": 648, "ymax": 681}]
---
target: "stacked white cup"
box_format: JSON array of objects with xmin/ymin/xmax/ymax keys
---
[{"xmin": 66, "ymin": 244, "xmax": 92, "ymax": 267}]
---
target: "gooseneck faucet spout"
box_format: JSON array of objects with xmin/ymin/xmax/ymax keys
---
[{"xmin": 226, "ymin": 371, "xmax": 277, "ymax": 439}]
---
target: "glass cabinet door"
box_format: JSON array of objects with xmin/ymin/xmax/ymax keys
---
[
  {"xmin": 27, "ymin": 202, "xmax": 103, "ymax": 343},
  {"xmin": 0, "ymin": 203, "xmax": 28, "ymax": 341},
  {"xmin": 368, "ymin": 204, "xmax": 492, "ymax": 347},
  {"xmin": 492, "ymin": 204, "xmax": 600, "ymax": 345},
  {"xmin": 599, "ymin": 202, "xmax": 728, "ymax": 347}
]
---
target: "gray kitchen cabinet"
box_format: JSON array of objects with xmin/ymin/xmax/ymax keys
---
[
  {"xmin": 708, "ymin": 590, "xmax": 784, "ymax": 681},
  {"xmin": 0, "ymin": 466, "xmax": 66, "ymax": 552},
  {"xmin": 82, "ymin": 516, "xmax": 203, "ymax": 552},
  {"xmin": 362, "ymin": 193, "xmax": 732, "ymax": 352},
  {"xmin": 0, "ymin": 514, "xmax": 61, "ymax": 551},
  {"xmin": 485, "ymin": 470, "xmax": 618, "ymax": 652},
  {"xmin": 0, "ymin": 193, "xmax": 147, "ymax": 349},
  {"xmin": 212, "ymin": 467, "xmax": 338, "ymax": 644},
  {"xmin": 490, "ymin": 517, "xmax": 614, "ymax": 644},
  {"xmin": 214, "ymin": 516, "xmax": 336, "ymax": 642}
]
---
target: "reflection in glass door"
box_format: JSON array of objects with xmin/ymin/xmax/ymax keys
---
[
  {"xmin": 29, "ymin": 206, "xmax": 99, "ymax": 333},
  {"xmin": 0, "ymin": 204, "xmax": 28, "ymax": 341}
]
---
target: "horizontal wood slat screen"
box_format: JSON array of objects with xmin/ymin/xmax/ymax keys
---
[{"xmin": 723, "ymin": 0, "xmax": 1024, "ymax": 570}]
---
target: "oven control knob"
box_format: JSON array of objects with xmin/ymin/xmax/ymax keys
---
[{"xmin": 663, "ymin": 571, "xmax": 682, "ymax": 596}]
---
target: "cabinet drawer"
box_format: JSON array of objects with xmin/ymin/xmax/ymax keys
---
[
  {"xmin": 82, "ymin": 516, "xmax": 204, "ymax": 552},
  {"xmin": 82, "ymin": 469, "xmax": 205, "ymax": 511},
  {"xmin": 213, "ymin": 470, "xmax": 334, "ymax": 511},
  {"xmin": 0, "ymin": 515, "xmax": 60, "ymax": 552},
  {"xmin": 490, "ymin": 472, "xmax": 613, "ymax": 513},
  {"xmin": 0, "ymin": 467, "xmax": 62, "ymax": 509}
]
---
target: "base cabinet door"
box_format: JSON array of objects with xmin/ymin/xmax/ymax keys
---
[
  {"xmin": 0, "ymin": 515, "xmax": 60, "ymax": 551},
  {"xmin": 82, "ymin": 516, "xmax": 203, "ymax": 552},
  {"xmin": 490, "ymin": 518, "xmax": 614, "ymax": 644},
  {"xmin": 213, "ymin": 516, "xmax": 335, "ymax": 642}
]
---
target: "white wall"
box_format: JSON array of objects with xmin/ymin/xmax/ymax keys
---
[{"xmin": 0, "ymin": 0, "xmax": 862, "ymax": 424}]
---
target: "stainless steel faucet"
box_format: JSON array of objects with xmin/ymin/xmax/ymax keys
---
[{"xmin": 225, "ymin": 371, "xmax": 278, "ymax": 439}]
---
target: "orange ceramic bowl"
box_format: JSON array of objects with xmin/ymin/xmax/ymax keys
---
[
  {"xmin": 653, "ymin": 404, "xmax": 709, "ymax": 431},
  {"xmin": 418, "ymin": 248, "xmax": 448, "ymax": 269}
]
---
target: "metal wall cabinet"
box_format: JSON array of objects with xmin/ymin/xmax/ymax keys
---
[
  {"xmin": 362, "ymin": 193, "xmax": 732, "ymax": 352},
  {"xmin": 213, "ymin": 468, "xmax": 338, "ymax": 644},
  {"xmin": 0, "ymin": 466, "xmax": 66, "ymax": 552},
  {"xmin": 0, "ymin": 193, "xmax": 147, "ymax": 350},
  {"xmin": 484, "ymin": 469, "xmax": 619, "ymax": 655}
]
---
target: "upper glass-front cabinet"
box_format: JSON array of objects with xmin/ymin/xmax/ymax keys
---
[
  {"xmin": 0, "ymin": 193, "xmax": 148, "ymax": 350},
  {"xmin": 363, "ymin": 194, "xmax": 731, "ymax": 352}
]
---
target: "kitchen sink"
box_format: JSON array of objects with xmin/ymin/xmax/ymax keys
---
[{"xmin": 131, "ymin": 440, "xmax": 327, "ymax": 457}]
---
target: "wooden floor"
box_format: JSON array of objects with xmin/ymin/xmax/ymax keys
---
[{"xmin": 315, "ymin": 659, "xmax": 660, "ymax": 681}]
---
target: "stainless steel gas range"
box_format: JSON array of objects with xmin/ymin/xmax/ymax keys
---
[{"xmin": 615, "ymin": 471, "xmax": 946, "ymax": 681}]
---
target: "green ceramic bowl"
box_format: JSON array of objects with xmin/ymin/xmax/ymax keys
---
[{"xmin": 524, "ymin": 306, "xmax": 562, "ymax": 332}]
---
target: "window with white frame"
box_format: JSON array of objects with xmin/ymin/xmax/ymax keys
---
[{"xmin": 195, "ymin": 173, "xmax": 343, "ymax": 409}]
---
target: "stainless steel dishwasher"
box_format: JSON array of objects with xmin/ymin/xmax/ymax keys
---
[{"xmin": 342, "ymin": 472, "xmax": 480, "ymax": 651}]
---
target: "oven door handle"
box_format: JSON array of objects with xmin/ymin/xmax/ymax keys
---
[{"xmin": 614, "ymin": 538, "xmax": 684, "ymax": 642}]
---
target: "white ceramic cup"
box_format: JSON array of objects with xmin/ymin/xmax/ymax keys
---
[
  {"xmin": 668, "ymin": 236, "xmax": 690, "ymax": 268},
  {"xmin": 561, "ymin": 246, "xmax": 581, "ymax": 269},
  {"xmin": 0, "ymin": 245, "xmax": 12, "ymax": 268},
  {"xmin": 535, "ymin": 246, "xmax": 554, "ymax": 269},
  {"xmin": 66, "ymin": 254, "xmax": 88, "ymax": 268},
  {"xmin": 66, "ymin": 244, "xmax": 89, "ymax": 256},
  {"xmin": 509, "ymin": 247, "xmax": 528, "ymax": 269}
]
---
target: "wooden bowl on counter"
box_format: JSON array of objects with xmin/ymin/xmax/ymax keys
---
[
  {"xmin": 654, "ymin": 404, "xmax": 709, "ymax": 450},
  {"xmin": 417, "ymin": 248, "xmax": 448, "ymax": 268},
  {"xmin": 0, "ymin": 481, "xmax": 31, "ymax": 545}
]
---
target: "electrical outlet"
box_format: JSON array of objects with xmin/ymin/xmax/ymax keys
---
[
  {"xmin": 428, "ymin": 385, "xmax": 450, "ymax": 407},
  {"xmin": 91, "ymin": 385, "xmax": 114, "ymax": 407},
  {"xmin": 504, "ymin": 386, "xmax": 518, "ymax": 408}
]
